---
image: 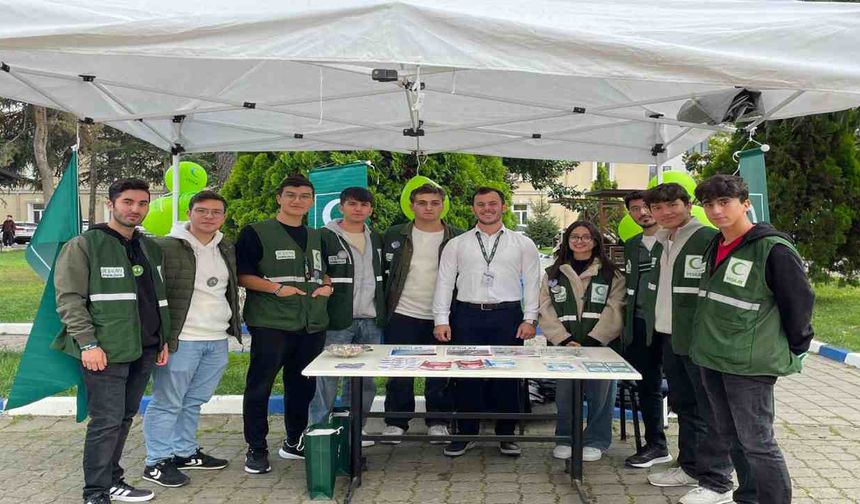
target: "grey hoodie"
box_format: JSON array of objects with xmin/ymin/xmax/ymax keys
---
[
  {"xmin": 654, "ymin": 217, "xmax": 704, "ymax": 334},
  {"xmin": 325, "ymin": 220, "xmax": 377, "ymax": 319}
]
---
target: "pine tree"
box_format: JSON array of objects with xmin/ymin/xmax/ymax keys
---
[{"xmin": 524, "ymin": 198, "xmax": 560, "ymax": 248}]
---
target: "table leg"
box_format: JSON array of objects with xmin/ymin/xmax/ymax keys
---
[
  {"xmin": 570, "ymin": 378, "xmax": 583, "ymax": 483},
  {"xmin": 350, "ymin": 376, "xmax": 364, "ymax": 487}
]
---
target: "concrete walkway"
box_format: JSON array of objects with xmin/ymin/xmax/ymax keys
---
[{"xmin": 1, "ymin": 354, "xmax": 858, "ymax": 504}]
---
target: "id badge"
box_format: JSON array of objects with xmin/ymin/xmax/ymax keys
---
[{"xmin": 481, "ymin": 270, "xmax": 495, "ymax": 287}]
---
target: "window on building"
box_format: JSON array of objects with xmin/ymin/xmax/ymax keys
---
[{"xmin": 29, "ymin": 202, "xmax": 45, "ymax": 223}]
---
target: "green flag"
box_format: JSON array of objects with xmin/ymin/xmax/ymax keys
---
[
  {"xmin": 6, "ymin": 152, "xmax": 87, "ymax": 421},
  {"xmin": 308, "ymin": 162, "xmax": 369, "ymax": 229},
  {"xmin": 737, "ymin": 147, "xmax": 771, "ymax": 224}
]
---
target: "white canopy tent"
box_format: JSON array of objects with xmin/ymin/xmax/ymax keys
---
[{"xmin": 2, "ymin": 0, "xmax": 860, "ymax": 218}]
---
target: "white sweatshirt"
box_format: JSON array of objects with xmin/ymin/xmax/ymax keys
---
[{"xmin": 169, "ymin": 224, "xmax": 231, "ymax": 341}]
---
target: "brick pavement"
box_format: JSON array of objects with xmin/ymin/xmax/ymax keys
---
[{"xmin": 1, "ymin": 354, "xmax": 858, "ymax": 504}]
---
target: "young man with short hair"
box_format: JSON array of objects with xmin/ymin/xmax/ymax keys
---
[
  {"xmin": 433, "ymin": 187, "xmax": 541, "ymax": 458},
  {"xmin": 308, "ymin": 187, "xmax": 386, "ymax": 441},
  {"xmin": 142, "ymin": 190, "xmax": 241, "ymax": 488},
  {"xmin": 679, "ymin": 174, "xmax": 813, "ymax": 504},
  {"xmin": 621, "ymin": 191, "xmax": 671, "ymax": 469},
  {"xmin": 642, "ymin": 183, "xmax": 746, "ymax": 504},
  {"xmin": 381, "ymin": 184, "xmax": 462, "ymax": 443},
  {"xmin": 236, "ymin": 176, "xmax": 333, "ymax": 474},
  {"xmin": 53, "ymin": 178, "xmax": 171, "ymax": 504}
]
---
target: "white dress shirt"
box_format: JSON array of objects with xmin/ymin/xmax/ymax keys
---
[{"xmin": 433, "ymin": 225, "xmax": 541, "ymax": 325}]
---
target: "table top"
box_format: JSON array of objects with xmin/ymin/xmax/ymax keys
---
[{"xmin": 302, "ymin": 344, "xmax": 642, "ymax": 380}]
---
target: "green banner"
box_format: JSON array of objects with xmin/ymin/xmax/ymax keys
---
[
  {"xmin": 308, "ymin": 162, "xmax": 368, "ymax": 229},
  {"xmin": 737, "ymin": 147, "xmax": 771, "ymax": 223},
  {"xmin": 7, "ymin": 152, "xmax": 88, "ymax": 421}
]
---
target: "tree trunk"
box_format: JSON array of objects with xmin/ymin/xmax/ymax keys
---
[
  {"xmin": 77, "ymin": 122, "xmax": 100, "ymax": 225},
  {"xmin": 32, "ymin": 105, "xmax": 53, "ymax": 204},
  {"xmin": 213, "ymin": 152, "xmax": 237, "ymax": 187}
]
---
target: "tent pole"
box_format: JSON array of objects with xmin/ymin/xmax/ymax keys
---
[{"xmin": 171, "ymin": 154, "xmax": 181, "ymax": 226}]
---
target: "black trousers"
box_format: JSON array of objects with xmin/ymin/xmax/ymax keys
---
[
  {"xmin": 82, "ymin": 345, "xmax": 157, "ymax": 499},
  {"xmin": 243, "ymin": 326, "xmax": 325, "ymax": 450},
  {"xmin": 451, "ymin": 303, "xmax": 524, "ymax": 436},
  {"xmin": 622, "ymin": 317, "xmax": 666, "ymax": 450},
  {"xmin": 384, "ymin": 313, "xmax": 453, "ymax": 429},
  {"xmin": 660, "ymin": 333, "xmax": 749, "ymax": 497},
  {"xmin": 701, "ymin": 367, "xmax": 788, "ymax": 504},
  {"xmin": 1, "ymin": 231, "xmax": 13, "ymax": 246}
]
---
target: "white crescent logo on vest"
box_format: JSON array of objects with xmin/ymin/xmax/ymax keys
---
[
  {"xmin": 590, "ymin": 283, "xmax": 608, "ymax": 304},
  {"xmin": 723, "ymin": 257, "xmax": 753, "ymax": 288},
  {"xmin": 553, "ymin": 285, "xmax": 567, "ymax": 303},
  {"xmin": 683, "ymin": 255, "xmax": 705, "ymax": 279}
]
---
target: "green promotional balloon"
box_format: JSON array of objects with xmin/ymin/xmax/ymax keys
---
[
  {"xmin": 165, "ymin": 161, "xmax": 208, "ymax": 193},
  {"xmin": 141, "ymin": 194, "xmax": 191, "ymax": 236},
  {"xmin": 647, "ymin": 171, "xmax": 697, "ymax": 198},
  {"xmin": 617, "ymin": 213, "xmax": 643, "ymax": 242},
  {"xmin": 400, "ymin": 176, "xmax": 450, "ymax": 220},
  {"xmin": 691, "ymin": 205, "xmax": 717, "ymax": 229}
]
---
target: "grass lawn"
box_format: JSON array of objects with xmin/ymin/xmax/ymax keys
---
[
  {"xmin": 0, "ymin": 250, "xmax": 44, "ymax": 322},
  {"xmin": 810, "ymin": 282, "xmax": 860, "ymax": 353}
]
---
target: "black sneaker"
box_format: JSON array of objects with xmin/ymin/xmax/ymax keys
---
[
  {"xmin": 142, "ymin": 459, "xmax": 190, "ymax": 488},
  {"xmin": 278, "ymin": 439, "xmax": 305, "ymax": 460},
  {"xmin": 174, "ymin": 448, "xmax": 229, "ymax": 470},
  {"xmin": 499, "ymin": 442, "xmax": 522, "ymax": 456},
  {"xmin": 244, "ymin": 448, "xmax": 271, "ymax": 474},
  {"xmin": 443, "ymin": 441, "xmax": 476, "ymax": 457},
  {"xmin": 84, "ymin": 494, "xmax": 110, "ymax": 504},
  {"xmin": 625, "ymin": 444, "xmax": 673, "ymax": 468},
  {"xmin": 108, "ymin": 480, "xmax": 155, "ymax": 502}
]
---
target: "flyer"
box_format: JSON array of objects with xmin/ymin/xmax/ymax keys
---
[
  {"xmin": 420, "ymin": 360, "xmax": 452, "ymax": 370},
  {"xmin": 539, "ymin": 347, "xmax": 586, "ymax": 359},
  {"xmin": 490, "ymin": 346, "xmax": 538, "ymax": 357},
  {"xmin": 455, "ymin": 359, "xmax": 486, "ymax": 370},
  {"xmin": 606, "ymin": 362, "xmax": 634, "ymax": 373},
  {"xmin": 378, "ymin": 358, "xmax": 423, "ymax": 370},
  {"xmin": 544, "ymin": 362, "xmax": 577, "ymax": 372},
  {"xmin": 446, "ymin": 346, "xmax": 493, "ymax": 357},
  {"xmin": 389, "ymin": 345, "xmax": 437, "ymax": 357},
  {"xmin": 484, "ymin": 359, "xmax": 517, "ymax": 369},
  {"xmin": 335, "ymin": 362, "xmax": 366, "ymax": 369},
  {"xmin": 584, "ymin": 362, "xmax": 612, "ymax": 373}
]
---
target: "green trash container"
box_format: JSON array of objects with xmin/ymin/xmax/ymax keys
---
[{"xmin": 303, "ymin": 423, "xmax": 344, "ymax": 500}]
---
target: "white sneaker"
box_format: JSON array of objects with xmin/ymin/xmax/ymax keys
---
[
  {"xmin": 552, "ymin": 445, "xmax": 572, "ymax": 460},
  {"xmin": 381, "ymin": 425, "xmax": 404, "ymax": 444},
  {"xmin": 648, "ymin": 467, "xmax": 699, "ymax": 487},
  {"xmin": 427, "ymin": 424, "xmax": 450, "ymax": 444},
  {"xmin": 582, "ymin": 446, "xmax": 603, "ymax": 462},
  {"xmin": 679, "ymin": 487, "xmax": 733, "ymax": 504},
  {"xmin": 361, "ymin": 430, "xmax": 375, "ymax": 448}
]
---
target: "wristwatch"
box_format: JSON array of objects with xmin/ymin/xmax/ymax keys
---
[
  {"xmin": 524, "ymin": 319, "xmax": 538, "ymax": 327},
  {"xmin": 80, "ymin": 342, "xmax": 99, "ymax": 351}
]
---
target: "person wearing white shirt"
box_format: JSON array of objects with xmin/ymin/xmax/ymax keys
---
[{"xmin": 432, "ymin": 187, "xmax": 541, "ymax": 458}]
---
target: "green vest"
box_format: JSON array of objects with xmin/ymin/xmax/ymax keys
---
[
  {"xmin": 53, "ymin": 229, "xmax": 170, "ymax": 363},
  {"xmin": 623, "ymin": 233, "xmax": 646, "ymax": 345},
  {"xmin": 547, "ymin": 267, "xmax": 612, "ymax": 346},
  {"xmin": 242, "ymin": 219, "xmax": 329, "ymax": 333},
  {"xmin": 321, "ymin": 228, "xmax": 386, "ymax": 330},
  {"xmin": 643, "ymin": 226, "xmax": 717, "ymax": 355},
  {"xmin": 691, "ymin": 235, "xmax": 804, "ymax": 377}
]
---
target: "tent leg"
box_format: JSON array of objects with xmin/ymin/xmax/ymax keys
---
[{"xmin": 171, "ymin": 154, "xmax": 181, "ymax": 227}]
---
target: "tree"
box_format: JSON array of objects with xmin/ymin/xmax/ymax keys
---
[
  {"xmin": 524, "ymin": 198, "xmax": 559, "ymax": 248},
  {"xmin": 220, "ymin": 150, "xmax": 516, "ymax": 240},
  {"xmin": 700, "ymin": 109, "xmax": 860, "ymax": 281},
  {"xmin": 590, "ymin": 162, "xmax": 618, "ymax": 191}
]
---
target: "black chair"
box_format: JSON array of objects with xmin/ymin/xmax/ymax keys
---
[{"xmin": 617, "ymin": 380, "xmax": 643, "ymax": 453}]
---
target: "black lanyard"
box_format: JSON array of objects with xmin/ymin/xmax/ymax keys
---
[{"xmin": 475, "ymin": 230, "xmax": 503, "ymax": 268}]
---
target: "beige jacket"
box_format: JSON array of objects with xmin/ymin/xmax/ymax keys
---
[
  {"xmin": 538, "ymin": 260, "xmax": 626, "ymax": 346},
  {"xmin": 653, "ymin": 218, "xmax": 704, "ymax": 334}
]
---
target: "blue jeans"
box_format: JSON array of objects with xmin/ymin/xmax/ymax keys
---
[
  {"xmin": 308, "ymin": 319, "xmax": 382, "ymax": 426},
  {"xmin": 556, "ymin": 379, "xmax": 617, "ymax": 451},
  {"xmin": 143, "ymin": 339, "xmax": 229, "ymax": 466}
]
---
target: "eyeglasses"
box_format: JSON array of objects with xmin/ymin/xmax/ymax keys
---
[
  {"xmin": 282, "ymin": 192, "xmax": 314, "ymax": 202},
  {"xmin": 192, "ymin": 208, "xmax": 225, "ymax": 217},
  {"xmin": 569, "ymin": 235, "xmax": 593, "ymax": 243}
]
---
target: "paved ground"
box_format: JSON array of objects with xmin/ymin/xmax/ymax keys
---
[{"xmin": 1, "ymin": 354, "xmax": 859, "ymax": 504}]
